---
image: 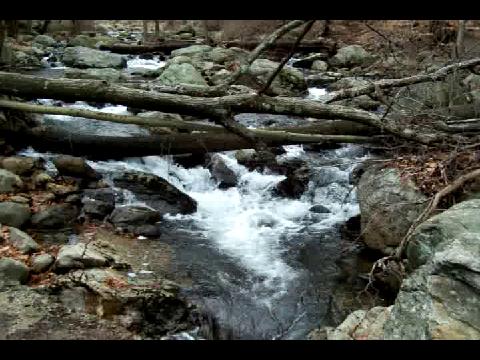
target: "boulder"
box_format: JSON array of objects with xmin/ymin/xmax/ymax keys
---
[
  {"xmin": 1, "ymin": 156, "xmax": 43, "ymax": 175},
  {"xmin": 0, "ymin": 202, "xmax": 31, "ymax": 228},
  {"xmin": 53, "ymin": 155, "xmax": 101, "ymax": 180},
  {"xmin": 357, "ymin": 165, "xmax": 428, "ymax": 254},
  {"xmin": 329, "ymin": 45, "xmax": 375, "ymax": 68},
  {"xmin": 81, "ymin": 188, "xmax": 115, "ymax": 219},
  {"xmin": 235, "ymin": 149, "xmax": 277, "ymax": 171},
  {"xmin": 329, "ymin": 76, "xmax": 370, "ymax": 91},
  {"xmin": 247, "ymin": 58, "xmax": 307, "ymax": 96},
  {"xmin": 382, "ymin": 200, "xmax": 480, "ymax": 339},
  {"xmin": 0, "ymin": 169, "xmax": 23, "ymax": 193},
  {"xmin": 31, "ymin": 253, "xmax": 55, "ymax": 273},
  {"xmin": 327, "ymin": 306, "xmax": 392, "ymax": 340},
  {"xmin": 0, "ymin": 258, "xmax": 29, "ymax": 285},
  {"xmin": 9, "ymin": 228, "xmax": 40, "ymax": 254},
  {"xmin": 109, "ymin": 205, "xmax": 161, "ymax": 228},
  {"xmin": 309, "ymin": 204, "xmax": 331, "ymax": 213},
  {"xmin": 311, "ymin": 60, "xmax": 328, "ymax": 71},
  {"xmin": 170, "ymin": 45, "xmax": 213, "ymax": 58},
  {"xmin": 55, "ymin": 243, "xmax": 108, "ymax": 271},
  {"xmin": 292, "ymin": 53, "xmax": 328, "ymax": 69},
  {"xmin": 62, "ymin": 46, "xmax": 127, "ymax": 69},
  {"xmin": 206, "ymin": 154, "xmax": 238, "ymax": 189},
  {"xmin": 64, "ymin": 67, "xmax": 123, "ymax": 82},
  {"xmin": 275, "ymin": 165, "xmax": 310, "ymax": 199},
  {"xmin": 33, "ymin": 34, "xmax": 57, "ymax": 47},
  {"xmin": 156, "ymin": 63, "xmax": 208, "ymax": 86},
  {"xmin": 30, "ymin": 204, "xmax": 79, "ymax": 229},
  {"xmin": 68, "ymin": 34, "xmax": 116, "ymax": 48},
  {"xmin": 112, "ymin": 171, "xmax": 197, "ymax": 215}
]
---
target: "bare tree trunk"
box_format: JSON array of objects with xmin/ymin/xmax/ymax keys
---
[
  {"xmin": 142, "ymin": 20, "xmax": 148, "ymax": 43},
  {"xmin": 40, "ymin": 20, "xmax": 50, "ymax": 35},
  {"xmin": 0, "ymin": 20, "xmax": 5, "ymax": 60},
  {"xmin": 455, "ymin": 20, "xmax": 466, "ymax": 59},
  {"xmin": 154, "ymin": 20, "xmax": 160, "ymax": 38}
]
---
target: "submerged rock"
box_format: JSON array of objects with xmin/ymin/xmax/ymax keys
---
[
  {"xmin": 109, "ymin": 205, "xmax": 161, "ymax": 227},
  {"xmin": 275, "ymin": 166, "xmax": 310, "ymax": 199}
]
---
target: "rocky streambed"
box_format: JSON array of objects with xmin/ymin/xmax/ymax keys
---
[{"xmin": 1, "ymin": 26, "xmax": 480, "ymax": 340}]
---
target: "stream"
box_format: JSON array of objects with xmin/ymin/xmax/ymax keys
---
[{"xmin": 19, "ymin": 54, "xmax": 371, "ymax": 340}]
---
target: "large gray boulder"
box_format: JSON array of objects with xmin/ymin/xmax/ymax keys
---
[
  {"xmin": 109, "ymin": 205, "xmax": 161, "ymax": 230},
  {"xmin": 382, "ymin": 200, "xmax": 480, "ymax": 339},
  {"xmin": 357, "ymin": 165, "xmax": 428, "ymax": 254},
  {"xmin": 0, "ymin": 202, "xmax": 31, "ymax": 228},
  {"xmin": 64, "ymin": 67, "xmax": 123, "ymax": 82},
  {"xmin": 31, "ymin": 254, "xmax": 55, "ymax": 273},
  {"xmin": 170, "ymin": 45, "xmax": 213, "ymax": 58},
  {"xmin": 329, "ymin": 45, "xmax": 375, "ymax": 68},
  {"xmin": 112, "ymin": 171, "xmax": 197, "ymax": 215},
  {"xmin": 33, "ymin": 34, "xmax": 57, "ymax": 47},
  {"xmin": 81, "ymin": 189, "xmax": 115, "ymax": 220},
  {"xmin": 9, "ymin": 228, "xmax": 40, "ymax": 254},
  {"xmin": 1, "ymin": 156, "xmax": 42, "ymax": 175},
  {"xmin": 31, "ymin": 204, "xmax": 79, "ymax": 229},
  {"xmin": 0, "ymin": 169, "xmax": 23, "ymax": 193},
  {"xmin": 247, "ymin": 58, "xmax": 307, "ymax": 96},
  {"xmin": 62, "ymin": 46, "xmax": 127, "ymax": 69},
  {"xmin": 207, "ymin": 154, "xmax": 237, "ymax": 189},
  {"xmin": 0, "ymin": 258, "xmax": 29, "ymax": 285},
  {"xmin": 55, "ymin": 243, "xmax": 108, "ymax": 271},
  {"xmin": 156, "ymin": 63, "xmax": 208, "ymax": 86},
  {"xmin": 53, "ymin": 155, "xmax": 101, "ymax": 180}
]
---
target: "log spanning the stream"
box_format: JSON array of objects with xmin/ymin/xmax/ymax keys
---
[
  {"xmin": 98, "ymin": 38, "xmax": 337, "ymax": 55},
  {"xmin": 16, "ymin": 126, "xmax": 375, "ymax": 159}
]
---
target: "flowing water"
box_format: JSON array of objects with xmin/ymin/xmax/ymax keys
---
[{"xmin": 20, "ymin": 56, "xmax": 370, "ymax": 339}]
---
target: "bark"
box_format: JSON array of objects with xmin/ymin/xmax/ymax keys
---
[
  {"xmin": 0, "ymin": 20, "xmax": 5, "ymax": 60},
  {"xmin": 13, "ymin": 125, "xmax": 375, "ymax": 159},
  {"xmin": 325, "ymin": 57, "xmax": 480, "ymax": 103},
  {"xmin": 142, "ymin": 21, "xmax": 148, "ymax": 43},
  {"xmin": 455, "ymin": 20, "xmax": 466, "ymax": 59},
  {"xmin": 99, "ymin": 41, "xmax": 197, "ymax": 54},
  {"xmin": 0, "ymin": 71, "xmax": 389, "ymax": 126},
  {"xmin": 223, "ymin": 39, "xmax": 337, "ymax": 54},
  {"xmin": 154, "ymin": 21, "xmax": 160, "ymax": 38}
]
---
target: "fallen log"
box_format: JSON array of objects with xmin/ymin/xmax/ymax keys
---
[
  {"xmin": 10, "ymin": 125, "xmax": 376, "ymax": 159},
  {"xmin": 99, "ymin": 40, "xmax": 197, "ymax": 54}
]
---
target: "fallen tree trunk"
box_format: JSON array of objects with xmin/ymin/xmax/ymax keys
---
[
  {"xmin": 10, "ymin": 125, "xmax": 376, "ymax": 159},
  {"xmin": 0, "ymin": 72, "xmax": 387, "ymax": 126},
  {"xmin": 98, "ymin": 38, "xmax": 337, "ymax": 55}
]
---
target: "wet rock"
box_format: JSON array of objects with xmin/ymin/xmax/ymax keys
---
[
  {"xmin": 62, "ymin": 46, "xmax": 127, "ymax": 69},
  {"xmin": 329, "ymin": 45, "xmax": 375, "ymax": 68},
  {"xmin": 0, "ymin": 202, "xmax": 31, "ymax": 228},
  {"xmin": 327, "ymin": 306, "xmax": 392, "ymax": 340},
  {"xmin": 0, "ymin": 258, "xmax": 29, "ymax": 284},
  {"xmin": 10, "ymin": 195, "xmax": 30, "ymax": 204},
  {"xmin": 292, "ymin": 53, "xmax": 328, "ymax": 69},
  {"xmin": 235, "ymin": 149, "xmax": 277, "ymax": 171},
  {"xmin": 65, "ymin": 194, "xmax": 82, "ymax": 204},
  {"xmin": 156, "ymin": 63, "xmax": 208, "ymax": 86},
  {"xmin": 55, "ymin": 243, "xmax": 108, "ymax": 271},
  {"xmin": 110, "ymin": 205, "xmax": 161, "ymax": 228},
  {"xmin": 309, "ymin": 204, "xmax": 330, "ymax": 213},
  {"xmin": 306, "ymin": 71, "xmax": 343, "ymax": 86},
  {"xmin": 1, "ymin": 156, "xmax": 43, "ymax": 175},
  {"xmin": 9, "ymin": 228, "xmax": 40, "ymax": 254},
  {"xmin": 275, "ymin": 166, "xmax": 310, "ymax": 199},
  {"xmin": 381, "ymin": 199, "xmax": 480, "ymax": 339},
  {"xmin": 246, "ymin": 58, "xmax": 307, "ymax": 96},
  {"xmin": 31, "ymin": 204, "xmax": 79, "ymax": 229},
  {"xmin": 31, "ymin": 253, "xmax": 55, "ymax": 273},
  {"xmin": 0, "ymin": 169, "xmax": 23, "ymax": 193},
  {"xmin": 311, "ymin": 60, "xmax": 328, "ymax": 71},
  {"xmin": 172, "ymin": 153, "xmax": 208, "ymax": 169},
  {"xmin": 206, "ymin": 154, "xmax": 237, "ymax": 189},
  {"xmin": 32, "ymin": 172, "xmax": 53, "ymax": 188},
  {"xmin": 53, "ymin": 155, "xmax": 101, "ymax": 180},
  {"xmin": 357, "ymin": 165, "xmax": 428, "ymax": 254},
  {"xmin": 64, "ymin": 67, "xmax": 123, "ymax": 82},
  {"xmin": 33, "ymin": 34, "xmax": 57, "ymax": 47},
  {"xmin": 81, "ymin": 197, "xmax": 115, "ymax": 219},
  {"xmin": 112, "ymin": 171, "xmax": 197, "ymax": 215},
  {"xmin": 132, "ymin": 224, "xmax": 161, "ymax": 237}
]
